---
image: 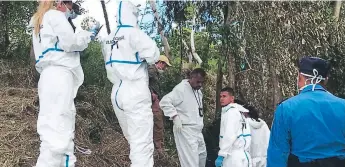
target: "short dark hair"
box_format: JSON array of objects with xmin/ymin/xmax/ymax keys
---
[
  {"xmin": 221, "ymin": 87, "xmax": 234, "ymax": 96},
  {"xmin": 245, "ymin": 105, "xmax": 260, "ymax": 122},
  {"xmin": 234, "ymin": 99, "xmax": 246, "ymax": 105},
  {"xmin": 190, "ymin": 68, "xmax": 206, "ymax": 78}
]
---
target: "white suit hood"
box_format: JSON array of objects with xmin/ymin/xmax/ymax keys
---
[
  {"xmin": 248, "ymin": 118, "xmax": 265, "ymax": 129},
  {"xmin": 118, "ymin": 1, "xmax": 139, "ymax": 27},
  {"xmin": 224, "ymin": 103, "xmax": 249, "ymax": 113}
]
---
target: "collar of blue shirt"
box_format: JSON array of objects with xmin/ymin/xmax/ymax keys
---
[{"xmin": 300, "ymin": 84, "xmax": 326, "ymax": 93}]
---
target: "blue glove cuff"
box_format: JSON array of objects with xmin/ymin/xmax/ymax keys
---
[{"xmin": 218, "ymin": 156, "xmax": 224, "ymax": 160}]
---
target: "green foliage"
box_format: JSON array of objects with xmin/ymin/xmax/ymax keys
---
[
  {"xmin": 0, "ymin": 1, "xmax": 36, "ymax": 59},
  {"xmin": 81, "ymin": 42, "xmax": 110, "ymax": 88}
]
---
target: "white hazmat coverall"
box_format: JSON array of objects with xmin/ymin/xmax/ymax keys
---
[
  {"xmin": 219, "ymin": 103, "xmax": 252, "ymax": 167},
  {"xmin": 102, "ymin": 1, "xmax": 160, "ymax": 167},
  {"xmin": 247, "ymin": 118, "xmax": 270, "ymax": 167},
  {"xmin": 159, "ymin": 79, "xmax": 207, "ymax": 167},
  {"xmin": 30, "ymin": 9, "xmax": 92, "ymax": 167}
]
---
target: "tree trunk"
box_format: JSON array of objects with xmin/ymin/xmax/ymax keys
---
[
  {"xmin": 100, "ymin": 0, "xmax": 110, "ymax": 34},
  {"xmin": 262, "ymin": 54, "xmax": 269, "ymax": 110},
  {"xmin": 333, "ymin": 1, "xmax": 342, "ymax": 22},
  {"xmin": 150, "ymin": 1, "xmax": 171, "ymax": 59},
  {"xmin": 269, "ymin": 60, "xmax": 282, "ymax": 109},
  {"xmin": 215, "ymin": 56, "xmax": 223, "ymax": 119},
  {"xmin": 190, "ymin": 14, "xmax": 202, "ymax": 64},
  {"xmin": 224, "ymin": 3, "xmax": 235, "ymax": 88},
  {"xmin": 182, "ymin": 39, "xmax": 193, "ymax": 63}
]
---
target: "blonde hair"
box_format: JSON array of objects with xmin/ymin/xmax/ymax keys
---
[{"xmin": 32, "ymin": 0, "xmax": 55, "ymax": 35}]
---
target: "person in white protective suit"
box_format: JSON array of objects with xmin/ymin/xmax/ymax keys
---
[
  {"xmin": 101, "ymin": 1, "xmax": 160, "ymax": 167},
  {"xmin": 29, "ymin": 1, "xmax": 97, "ymax": 167},
  {"xmin": 215, "ymin": 87, "xmax": 252, "ymax": 167},
  {"xmin": 244, "ymin": 105, "xmax": 270, "ymax": 167},
  {"xmin": 159, "ymin": 68, "xmax": 208, "ymax": 167}
]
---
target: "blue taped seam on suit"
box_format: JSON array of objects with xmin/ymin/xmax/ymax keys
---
[
  {"xmin": 105, "ymin": 25, "xmax": 142, "ymax": 65},
  {"xmin": 118, "ymin": 1, "xmax": 123, "ymax": 25},
  {"xmin": 237, "ymin": 134, "xmax": 251, "ymax": 138},
  {"xmin": 35, "ymin": 41, "xmax": 64, "ymax": 63},
  {"xmin": 244, "ymin": 150, "xmax": 249, "ymax": 167},
  {"xmin": 65, "ymin": 154, "xmax": 69, "ymax": 167},
  {"xmin": 115, "ymin": 80, "xmax": 124, "ymax": 111},
  {"xmin": 243, "ymin": 137, "xmax": 250, "ymax": 167}
]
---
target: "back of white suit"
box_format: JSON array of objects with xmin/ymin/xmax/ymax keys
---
[
  {"xmin": 247, "ymin": 118, "xmax": 270, "ymax": 167},
  {"xmin": 103, "ymin": 1, "xmax": 160, "ymax": 83},
  {"xmin": 101, "ymin": 1, "xmax": 160, "ymax": 167}
]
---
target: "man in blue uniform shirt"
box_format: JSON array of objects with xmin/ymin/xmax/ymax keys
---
[{"xmin": 267, "ymin": 57, "xmax": 345, "ymax": 167}]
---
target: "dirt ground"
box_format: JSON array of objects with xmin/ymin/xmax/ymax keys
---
[{"xmin": 0, "ymin": 87, "xmax": 179, "ymax": 167}]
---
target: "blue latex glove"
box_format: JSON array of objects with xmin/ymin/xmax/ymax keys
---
[
  {"xmin": 215, "ymin": 156, "xmax": 224, "ymax": 167},
  {"xmin": 89, "ymin": 22, "xmax": 100, "ymax": 41}
]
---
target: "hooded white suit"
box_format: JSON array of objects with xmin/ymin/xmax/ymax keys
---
[
  {"xmin": 29, "ymin": 9, "xmax": 92, "ymax": 167},
  {"xmin": 219, "ymin": 103, "xmax": 252, "ymax": 167},
  {"xmin": 247, "ymin": 118, "xmax": 270, "ymax": 167},
  {"xmin": 102, "ymin": 1, "xmax": 160, "ymax": 167},
  {"xmin": 159, "ymin": 79, "xmax": 207, "ymax": 167}
]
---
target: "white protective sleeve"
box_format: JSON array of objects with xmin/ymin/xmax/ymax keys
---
[
  {"xmin": 218, "ymin": 108, "xmax": 241, "ymax": 157},
  {"xmin": 49, "ymin": 11, "xmax": 92, "ymax": 52},
  {"xmin": 159, "ymin": 86, "xmax": 184, "ymax": 119},
  {"xmin": 131, "ymin": 29, "xmax": 160, "ymax": 65}
]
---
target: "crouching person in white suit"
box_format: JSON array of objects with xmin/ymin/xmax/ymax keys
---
[
  {"xmin": 215, "ymin": 87, "xmax": 252, "ymax": 167},
  {"xmin": 160, "ymin": 68, "xmax": 208, "ymax": 167},
  {"xmin": 101, "ymin": 1, "xmax": 160, "ymax": 167}
]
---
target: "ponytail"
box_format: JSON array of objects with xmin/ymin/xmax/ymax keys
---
[{"xmin": 32, "ymin": 0, "xmax": 55, "ymax": 35}]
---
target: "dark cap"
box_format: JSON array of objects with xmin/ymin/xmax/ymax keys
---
[
  {"xmin": 72, "ymin": 3, "xmax": 81, "ymax": 15},
  {"xmin": 298, "ymin": 57, "xmax": 330, "ymax": 78}
]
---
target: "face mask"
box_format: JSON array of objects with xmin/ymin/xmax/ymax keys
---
[
  {"xmin": 158, "ymin": 69, "xmax": 164, "ymax": 74},
  {"xmin": 63, "ymin": 3, "xmax": 72, "ymax": 19},
  {"xmin": 69, "ymin": 11, "xmax": 77, "ymax": 19}
]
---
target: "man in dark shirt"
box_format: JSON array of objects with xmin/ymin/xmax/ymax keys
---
[{"xmin": 148, "ymin": 55, "xmax": 171, "ymax": 152}]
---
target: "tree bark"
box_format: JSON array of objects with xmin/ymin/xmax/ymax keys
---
[
  {"xmin": 262, "ymin": 54, "xmax": 269, "ymax": 110},
  {"xmin": 269, "ymin": 59, "xmax": 282, "ymax": 109},
  {"xmin": 100, "ymin": 0, "xmax": 110, "ymax": 34},
  {"xmin": 224, "ymin": 3, "xmax": 235, "ymax": 88},
  {"xmin": 190, "ymin": 14, "xmax": 202, "ymax": 64},
  {"xmin": 333, "ymin": 1, "xmax": 342, "ymax": 22},
  {"xmin": 150, "ymin": 1, "xmax": 171, "ymax": 59},
  {"xmin": 215, "ymin": 56, "xmax": 223, "ymax": 119}
]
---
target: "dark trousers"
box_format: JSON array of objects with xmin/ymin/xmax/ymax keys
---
[{"xmin": 288, "ymin": 154, "xmax": 345, "ymax": 167}]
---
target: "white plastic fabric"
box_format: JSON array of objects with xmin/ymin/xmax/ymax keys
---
[
  {"xmin": 102, "ymin": 1, "xmax": 159, "ymax": 167},
  {"xmin": 31, "ymin": 9, "xmax": 92, "ymax": 94},
  {"xmin": 219, "ymin": 103, "xmax": 252, "ymax": 167},
  {"xmin": 36, "ymin": 66, "xmax": 77, "ymax": 167},
  {"xmin": 31, "ymin": 9, "xmax": 92, "ymax": 167},
  {"xmin": 111, "ymin": 80, "xmax": 154, "ymax": 167},
  {"xmin": 247, "ymin": 118, "xmax": 270, "ymax": 167},
  {"xmin": 102, "ymin": 1, "xmax": 160, "ymax": 84},
  {"xmin": 160, "ymin": 79, "xmax": 207, "ymax": 167}
]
